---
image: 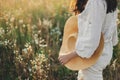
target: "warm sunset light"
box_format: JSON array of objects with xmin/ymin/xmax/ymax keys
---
[{"xmin": 0, "ymin": 0, "xmax": 120, "ymax": 80}]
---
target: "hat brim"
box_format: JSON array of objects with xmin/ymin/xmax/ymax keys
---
[{"xmin": 59, "ymin": 16, "xmax": 104, "ymax": 70}]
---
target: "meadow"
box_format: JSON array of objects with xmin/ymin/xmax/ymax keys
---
[{"xmin": 0, "ymin": 0, "xmax": 120, "ymax": 80}]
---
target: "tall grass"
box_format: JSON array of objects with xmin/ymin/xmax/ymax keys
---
[{"xmin": 0, "ymin": 0, "xmax": 120, "ymax": 80}]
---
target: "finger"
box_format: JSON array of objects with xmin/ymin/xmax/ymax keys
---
[
  {"xmin": 60, "ymin": 60, "xmax": 66, "ymax": 65},
  {"xmin": 61, "ymin": 62, "xmax": 64, "ymax": 65},
  {"xmin": 60, "ymin": 60, "xmax": 63, "ymax": 64},
  {"xmin": 62, "ymin": 61, "xmax": 66, "ymax": 65},
  {"xmin": 61, "ymin": 61, "xmax": 65, "ymax": 65},
  {"xmin": 58, "ymin": 58, "xmax": 62, "ymax": 63},
  {"xmin": 58, "ymin": 57, "xmax": 62, "ymax": 62},
  {"xmin": 59, "ymin": 59, "xmax": 64, "ymax": 65},
  {"xmin": 58, "ymin": 56, "xmax": 60, "ymax": 60}
]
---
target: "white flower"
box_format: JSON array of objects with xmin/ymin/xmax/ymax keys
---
[
  {"xmin": 43, "ymin": 18, "xmax": 51, "ymax": 27},
  {"xmin": 10, "ymin": 17, "xmax": 15, "ymax": 22},
  {"xmin": 35, "ymin": 39, "xmax": 38, "ymax": 44},
  {"xmin": 23, "ymin": 24, "xmax": 26, "ymax": 28},
  {"xmin": 25, "ymin": 43, "xmax": 30, "ymax": 47},
  {"xmin": 28, "ymin": 68, "xmax": 32, "ymax": 72},
  {"xmin": 19, "ymin": 19, "xmax": 23, "ymax": 24},
  {"xmin": 0, "ymin": 28, "xmax": 4, "ymax": 36},
  {"xmin": 22, "ymin": 48, "xmax": 28, "ymax": 54},
  {"xmin": 38, "ymin": 30, "xmax": 41, "ymax": 34},
  {"xmin": 39, "ymin": 44, "xmax": 47, "ymax": 47},
  {"xmin": 4, "ymin": 40, "xmax": 9, "ymax": 45}
]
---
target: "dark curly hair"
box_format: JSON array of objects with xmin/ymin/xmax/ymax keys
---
[{"xmin": 70, "ymin": 0, "xmax": 117, "ymax": 14}]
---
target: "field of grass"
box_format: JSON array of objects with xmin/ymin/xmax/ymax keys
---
[{"xmin": 0, "ymin": 0, "xmax": 120, "ymax": 80}]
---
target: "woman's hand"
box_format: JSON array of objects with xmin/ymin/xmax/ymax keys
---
[
  {"xmin": 58, "ymin": 51, "xmax": 78, "ymax": 65},
  {"xmin": 58, "ymin": 53, "xmax": 71, "ymax": 65}
]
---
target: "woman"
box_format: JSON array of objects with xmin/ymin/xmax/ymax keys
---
[{"xmin": 58, "ymin": 0, "xmax": 118, "ymax": 80}]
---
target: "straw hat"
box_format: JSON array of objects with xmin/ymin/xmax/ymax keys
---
[{"xmin": 59, "ymin": 15, "xmax": 104, "ymax": 70}]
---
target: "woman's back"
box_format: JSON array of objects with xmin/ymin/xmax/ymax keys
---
[{"xmin": 102, "ymin": 10, "xmax": 118, "ymax": 46}]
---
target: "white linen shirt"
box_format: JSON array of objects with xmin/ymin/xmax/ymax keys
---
[{"xmin": 75, "ymin": 0, "xmax": 118, "ymax": 58}]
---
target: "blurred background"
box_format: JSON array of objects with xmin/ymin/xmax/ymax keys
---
[{"xmin": 0, "ymin": 0, "xmax": 120, "ymax": 80}]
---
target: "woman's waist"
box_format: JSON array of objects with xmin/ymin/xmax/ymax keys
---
[
  {"xmin": 102, "ymin": 39, "xmax": 113, "ymax": 55},
  {"xmin": 104, "ymin": 35, "xmax": 113, "ymax": 44}
]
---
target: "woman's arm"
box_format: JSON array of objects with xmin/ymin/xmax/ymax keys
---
[
  {"xmin": 58, "ymin": 51, "xmax": 78, "ymax": 65},
  {"xmin": 75, "ymin": 0, "xmax": 106, "ymax": 58}
]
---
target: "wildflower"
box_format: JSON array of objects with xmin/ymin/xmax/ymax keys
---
[
  {"xmin": 35, "ymin": 39, "xmax": 38, "ymax": 44},
  {"xmin": 10, "ymin": 17, "xmax": 15, "ymax": 22},
  {"xmin": 27, "ymin": 24, "xmax": 30, "ymax": 27},
  {"xmin": 43, "ymin": 18, "xmax": 51, "ymax": 27},
  {"xmin": 25, "ymin": 43, "xmax": 30, "ymax": 47},
  {"xmin": 15, "ymin": 26, "xmax": 18, "ymax": 29},
  {"xmin": 32, "ymin": 25, "xmax": 37, "ymax": 29},
  {"xmin": 38, "ymin": 18, "xmax": 42, "ymax": 26},
  {"xmin": 0, "ymin": 28, "xmax": 4, "ymax": 36},
  {"xmin": 4, "ymin": 40, "xmax": 9, "ymax": 45},
  {"xmin": 6, "ymin": 21, "xmax": 9, "ymax": 25},
  {"xmin": 39, "ymin": 44, "xmax": 47, "ymax": 47},
  {"xmin": 22, "ymin": 48, "xmax": 28, "ymax": 54},
  {"xmin": 27, "ymin": 45, "xmax": 32, "ymax": 52},
  {"xmin": 38, "ymin": 30, "xmax": 41, "ymax": 34},
  {"xmin": 19, "ymin": 19, "xmax": 23, "ymax": 24},
  {"xmin": 28, "ymin": 67, "xmax": 32, "ymax": 72},
  {"xmin": 23, "ymin": 24, "xmax": 26, "ymax": 28}
]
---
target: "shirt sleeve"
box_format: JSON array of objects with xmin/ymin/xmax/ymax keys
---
[
  {"xmin": 112, "ymin": 28, "xmax": 118, "ymax": 46},
  {"xmin": 75, "ymin": 0, "xmax": 107, "ymax": 58},
  {"xmin": 112, "ymin": 10, "xmax": 119, "ymax": 46}
]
